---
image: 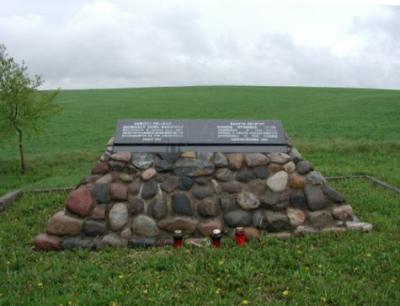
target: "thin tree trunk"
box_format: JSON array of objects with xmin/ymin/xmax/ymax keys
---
[{"xmin": 16, "ymin": 128, "xmax": 25, "ymax": 174}]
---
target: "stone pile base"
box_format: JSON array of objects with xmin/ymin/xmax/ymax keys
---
[{"xmin": 34, "ymin": 137, "xmax": 372, "ymax": 251}]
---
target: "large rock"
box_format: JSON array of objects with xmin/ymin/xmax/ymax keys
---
[
  {"xmin": 236, "ymin": 192, "xmax": 260, "ymax": 210},
  {"xmin": 252, "ymin": 166, "xmax": 269, "ymax": 179},
  {"xmin": 100, "ymin": 233, "xmax": 127, "ymax": 248},
  {"xmin": 91, "ymin": 162, "xmax": 109, "ymax": 175},
  {"xmin": 34, "ymin": 234, "xmax": 61, "ymax": 251},
  {"xmin": 96, "ymin": 173, "xmax": 113, "ymax": 185},
  {"xmin": 197, "ymin": 198, "xmax": 220, "ymax": 217},
  {"xmin": 265, "ymin": 211, "xmax": 292, "ymax": 232},
  {"xmin": 215, "ymin": 168, "xmax": 234, "ymax": 182},
  {"xmin": 266, "ymin": 171, "xmax": 288, "ymax": 192},
  {"xmin": 174, "ymin": 158, "xmax": 215, "ymax": 177},
  {"xmin": 109, "ymin": 203, "xmax": 128, "ymax": 231},
  {"xmin": 304, "ymin": 184, "xmax": 330, "ymax": 211},
  {"xmin": 91, "ymin": 183, "xmax": 110, "ymax": 204},
  {"xmin": 221, "ymin": 181, "xmax": 242, "ymax": 193},
  {"xmin": 47, "ymin": 211, "xmax": 83, "ymax": 236},
  {"xmin": 110, "ymin": 152, "xmax": 131, "ymax": 163},
  {"xmin": 288, "ymin": 172, "xmax": 306, "ymax": 189},
  {"xmin": 197, "ymin": 218, "xmax": 223, "ymax": 236},
  {"xmin": 131, "ymin": 215, "xmax": 159, "ymax": 237},
  {"xmin": 283, "ymin": 161, "xmax": 296, "ymax": 173},
  {"xmin": 110, "ymin": 183, "xmax": 128, "ymax": 201},
  {"xmin": 306, "ymin": 171, "xmax": 326, "ymax": 185},
  {"xmin": 290, "ymin": 190, "xmax": 307, "ymax": 210},
  {"xmin": 158, "ymin": 217, "xmax": 199, "ymax": 234},
  {"xmin": 83, "ymin": 220, "xmax": 106, "ymax": 236},
  {"xmin": 149, "ymin": 197, "xmax": 168, "ymax": 220},
  {"xmin": 66, "ymin": 187, "xmax": 94, "ymax": 217},
  {"xmin": 160, "ymin": 176, "xmax": 179, "ymax": 192},
  {"xmin": 236, "ymin": 168, "xmax": 256, "ymax": 182},
  {"xmin": 128, "ymin": 179, "xmax": 141, "ymax": 195},
  {"xmin": 296, "ymin": 160, "xmax": 313, "ymax": 174},
  {"xmin": 155, "ymin": 160, "xmax": 173, "ymax": 172},
  {"xmin": 141, "ymin": 168, "xmax": 157, "ymax": 181},
  {"xmin": 286, "ymin": 208, "xmax": 306, "ymax": 226},
  {"xmin": 172, "ymin": 193, "xmax": 193, "ymax": 215},
  {"xmin": 332, "ymin": 205, "xmax": 353, "ymax": 221},
  {"xmin": 227, "ymin": 153, "xmax": 244, "ymax": 170},
  {"xmin": 220, "ymin": 196, "xmax": 239, "ymax": 212},
  {"xmin": 213, "ymin": 152, "xmax": 228, "ymax": 168},
  {"xmin": 268, "ymin": 152, "xmax": 291, "ymax": 164},
  {"xmin": 90, "ymin": 205, "xmax": 106, "ymax": 220},
  {"xmin": 132, "ymin": 153, "xmax": 153, "ymax": 170},
  {"xmin": 307, "ymin": 210, "xmax": 334, "ymax": 228},
  {"xmin": 244, "ymin": 153, "xmax": 269, "ymax": 167},
  {"xmin": 128, "ymin": 197, "xmax": 144, "ymax": 215},
  {"xmin": 322, "ymin": 185, "xmax": 345, "ymax": 203},
  {"xmin": 178, "ymin": 176, "xmax": 193, "ymax": 191},
  {"xmin": 141, "ymin": 180, "xmax": 158, "ymax": 199},
  {"xmin": 224, "ymin": 210, "xmax": 253, "ymax": 227},
  {"xmin": 192, "ymin": 185, "xmax": 214, "ymax": 199},
  {"xmin": 158, "ymin": 153, "xmax": 181, "ymax": 163},
  {"xmin": 62, "ymin": 237, "xmax": 94, "ymax": 250}
]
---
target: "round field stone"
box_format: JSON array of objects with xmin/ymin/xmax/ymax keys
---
[
  {"xmin": 244, "ymin": 153, "xmax": 269, "ymax": 167},
  {"xmin": 178, "ymin": 176, "xmax": 194, "ymax": 191},
  {"xmin": 252, "ymin": 166, "xmax": 269, "ymax": 179},
  {"xmin": 192, "ymin": 185, "xmax": 214, "ymax": 200},
  {"xmin": 307, "ymin": 210, "xmax": 334, "ymax": 228},
  {"xmin": 214, "ymin": 152, "xmax": 228, "ymax": 168},
  {"xmin": 266, "ymin": 171, "xmax": 288, "ymax": 192},
  {"xmin": 157, "ymin": 217, "xmax": 199, "ymax": 234},
  {"xmin": 197, "ymin": 198, "xmax": 220, "ymax": 217},
  {"xmin": 110, "ymin": 183, "xmax": 128, "ymax": 201},
  {"xmin": 306, "ymin": 171, "xmax": 327, "ymax": 185},
  {"xmin": 108, "ymin": 161, "xmax": 125, "ymax": 171},
  {"xmin": 34, "ymin": 233, "xmax": 61, "ymax": 251},
  {"xmin": 66, "ymin": 187, "xmax": 94, "ymax": 217},
  {"xmin": 221, "ymin": 181, "xmax": 242, "ymax": 193},
  {"xmin": 100, "ymin": 233, "xmax": 127, "ymax": 248},
  {"xmin": 220, "ymin": 196, "xmax": 239, "ymax": 212},
  {"xmin": 181, "ymin": 151, "xmax": 196, "ymax": 158},
  {"xmin": 290, "ymin": 191, "xmax": 307, "ymax": 210},
  {"xmin": 91, "ymin": 161, "xmax": 109, "ymax": 175},
  {"xmin": 283, "ymin": 161, "xmax": 296, "ymax": 173},
  {"xmin": 149, "ymin": 197, "xmax": 168, "ymax": 220},
  {"xmin": 109, "ymin": 203, "xmax": 128, "ymax": 231},
  {"xmin": 155, "ymin": 160, "xmax": 173, "ymax": 172},
  {"xmin": 47, "ymin": 211, "xmax": 83, "ymax": 236},
  {"xmin": 128, "ymin": 197, "xmax": 145, "ymax": 215},
  {"xmin": 132, "ymin": 215, "xmax": 159, "ymax": 237},
  {"xmin": 62, "ymin": 237, "xmax": 94, "ymax": 250},
  {"xmin": 132, "ymin": 153, "xmax": 153, "ymax": 170},
  {"xmin": 268, "ymin": 152, "xmax": 291, "ymax": 164},
  {"xmin": 227, "ymin": 153, "xmax": 244, "ymax": 170},
  {"xmin": 244, "ymin": 227, "xmax": 261, "ymax": 240},
  {"xmin": 128, "ymin": 178, "xmax": 141, "ymax": 195},
  {"xmin": 91, "ymin": 183, "xmax": 110, "ymax": 204},
  {"xmin": 236, "ymin": 167, "xmax": 256, "ymax": 182},
  {"xmin": 158, "ymin": 153, "xmax": 181, "ymax": 163},
  {"xmin": 288, "ymin": 172, "xmax": 306, "ymax": 189},
  {"xmin": 141, "ymin": 168, "xmax": 157, "ymax": 181},
  {"xmin": 332, "ymin": 205, "xmax": 353, "ymax": 221},
  {"xmin": 289, "ymin": 147, "xmax": 302, "ymax": 161},
  {"xmin": 252, "ymin": 209, "xmax": 267, "ymax": 229},
  {"xmin": 304, "ymin": 184, "xmax": 330, "ymax": 211},
  {"xmin": 172, "ymin": 193, "xmax": 193, "ymax": 215},
  {"xmin": 160, "ymin": 176, "xmax": 180, "ymax": 193},
  {"xmin": 322, "ymin": 185, "xmax": 345, "ymax": 203},
  {"xmin": 296, "ymin": 160, "xmax": 313, "ymax": 175},
  {"xmin": 215, "ymin": 168, "xmax": 234, "ymax": 182},
  {"xmin": 83, "ymin": 220, "xmax": 106, "ymax": 236},
  {"xmin": 265, "ymin": 211, "xmax": 292, "ymax": 232},
  {"xmin": 286, "ymin": 208, "xmax": 306, "ymax": 226},
  {"xmin": 90, "ymin": 205, "xmax": 106, "ymax": 220},
  {"xmin": 141, "ymin": 180, "xmax": 158, "ymax": 199},
  {"xmin": 119, "ymin": 173, "xmax": 134, "ymax": 183},
  {"xmin": 174, "ymin": 159, "xmax": 215, "ymax": 177},
  {"xmin": 236, "ymin": 192, "xmax": 260, "ymax": 210},
  {"xmin": 224, "ymin": 210, "xmax": 253, "ymax": 227},
  {"xmin": 110, "ymin": 152, "xmax": 131, "ymax": 163},
  {"xmin": 96, "ymin": 173, "xmax": 113, "ymax": 185}
]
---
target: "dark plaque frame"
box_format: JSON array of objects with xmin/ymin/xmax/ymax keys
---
[{"xmin": 113, "ymin": 119, "xmax": 288, "ymax": 153}]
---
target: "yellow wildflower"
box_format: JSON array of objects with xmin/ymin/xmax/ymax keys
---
[
  {"xmin": 282, "ymin": 289, "xmax": 289, "ymax": 297},
  {"xmin": 241, "ymin": 300, "xmax": 249, "ymax": 305}
]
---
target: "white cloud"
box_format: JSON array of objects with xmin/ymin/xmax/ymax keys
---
[{"xmin": 0, "ymin": 0, "xmax": 399, "ymax": 89}]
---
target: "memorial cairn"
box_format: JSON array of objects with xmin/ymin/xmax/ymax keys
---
[{"xmin": 34, "ymin": 120, "xmax": 372, "ymax": 251}]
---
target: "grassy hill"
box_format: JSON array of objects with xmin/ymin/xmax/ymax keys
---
[{"xmin": 0, "ymin": 86, "xmax": 399, "ymax": 305}]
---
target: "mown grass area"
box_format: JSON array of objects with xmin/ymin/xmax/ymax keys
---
[{"xmin": 0, "ymin": 86, "xmax": 400, "ymax": 305}]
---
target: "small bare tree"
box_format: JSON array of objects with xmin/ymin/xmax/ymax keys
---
[{"xmin": 0, "ymin": 44, "xmax": 62, "ymax": 174}]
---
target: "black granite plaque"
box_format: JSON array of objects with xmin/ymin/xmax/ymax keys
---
[{"xmin": 113, "ymin": 119, "xmax": 287, "ymax": 153}]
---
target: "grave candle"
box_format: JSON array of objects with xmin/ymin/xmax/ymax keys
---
[
  {"xmin": 173, "ymin": 229, "xmax": 183, "ymax": 249},
  {"xmin": 235, "ymin": 227, "xmax": 246, "ymax": 246},
  {"xmin": 211, "ymin": 229, "xmax": 222, "ymax": 248}
]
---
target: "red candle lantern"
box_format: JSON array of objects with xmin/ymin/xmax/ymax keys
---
[
  {"xmin": 235, "ymin": 227, "xmax": 246, "ymax": 246},
  {"xmin": 211, "ymin": 229, "xmax": 222, "ymax": 248},
  {"xmin": 173, "ymin": 229, "xmax": 183, "ymax": 249}
]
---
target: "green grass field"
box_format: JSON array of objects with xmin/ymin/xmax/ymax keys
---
[{"xmin": 1, "ymin": 86, "xmax": 400, "ymax": 305}]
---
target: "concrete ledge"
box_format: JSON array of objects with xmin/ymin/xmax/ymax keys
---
[{"xmin": 0, "ymin": 190, "xmax": 23, "ymax": 212}]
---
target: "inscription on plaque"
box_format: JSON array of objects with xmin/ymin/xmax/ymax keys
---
[{"xmin": 114, "ymin": 119, "xmax": 287, "ymax": 153}]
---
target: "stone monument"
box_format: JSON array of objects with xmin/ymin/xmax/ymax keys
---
[{"xmin": 34, "ymin": 119, "xmax": 372, "ymax": 251}]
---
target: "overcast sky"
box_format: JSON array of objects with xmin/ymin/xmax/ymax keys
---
[{"xmin": 1, "ymin": 0, "xmax": 400, "ymax": 90}]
